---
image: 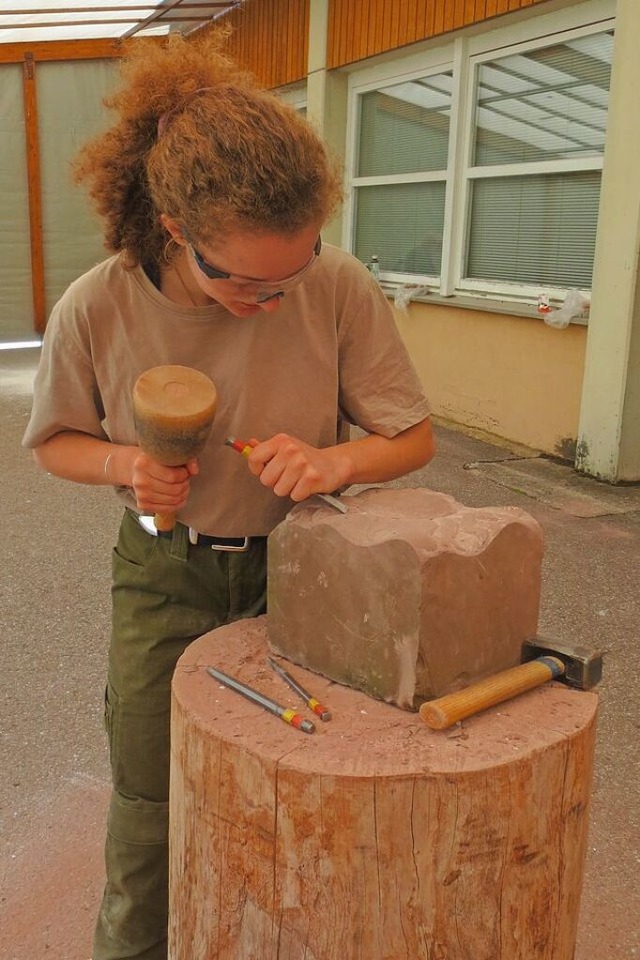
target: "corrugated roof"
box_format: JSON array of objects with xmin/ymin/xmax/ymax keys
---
[{"xmin": 0, "ymin": 1, "xmax": 241, "ymax": 44}]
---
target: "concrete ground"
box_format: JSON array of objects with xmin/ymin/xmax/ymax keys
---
[{"xmin": 1, "ymin": 346, "xmax": 638, "ymax": 959}]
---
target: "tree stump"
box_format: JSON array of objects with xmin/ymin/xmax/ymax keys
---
[{"xmin": 169, "ymin": 616, "xmax": 598, "ymax": 960}]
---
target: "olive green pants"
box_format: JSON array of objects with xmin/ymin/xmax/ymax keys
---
[{"xmin": 93, "ymin": 510, "xmax": 267, "ymax": 960}]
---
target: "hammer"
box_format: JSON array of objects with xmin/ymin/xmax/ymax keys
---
[
  {"xmin": 132, "ymin": 364, "xmax": 217, "ymax": 532},
  {"xmin": 419, "ymin": 637, "xmax": 603, "ymax": 730}
]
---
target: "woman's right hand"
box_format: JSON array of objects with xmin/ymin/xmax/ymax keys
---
[
  {"xmin": 130, "ymin": 451, "xmax": 199, "ymax": 516},
  {"xmin": 31, "ymin": 432, "xmax": 200, "ymax": 513}
]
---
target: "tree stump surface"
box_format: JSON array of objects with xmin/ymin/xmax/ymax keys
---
[{"xmin": 170, "ymin": 615, "xmax": 598, "ymax": 960}]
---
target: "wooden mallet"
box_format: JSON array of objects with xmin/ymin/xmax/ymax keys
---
[
  {"xmin": 420, "ymin": 637, "xmax": 603, "ymax": 730},
  {"xmin": 133, "ymin": 364, "xmax": 218, "ymax": 532}
]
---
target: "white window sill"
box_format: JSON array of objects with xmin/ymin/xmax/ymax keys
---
[{"xmin": 380, "ymin": 283, "xmax": 589, "ymax": 326}]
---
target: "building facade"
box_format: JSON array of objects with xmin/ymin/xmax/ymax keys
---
[{"xmin": 3, "ymin": 0, "xmax": 638, "ymax": 480}]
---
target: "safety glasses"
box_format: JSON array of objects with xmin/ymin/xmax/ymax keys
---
[{"xmin": 187, "ymin": 236, "xmax": 322, "ymax": 303}]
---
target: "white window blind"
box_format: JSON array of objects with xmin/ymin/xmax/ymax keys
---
[
  {"xmin": 357, "ymin": 83, "xmax": 451, "ymax": 176},
  {"xmin": 466, "ymin": 172, "xmax": 601, "ymax": 287},
  {"xmin": 464, "ymin": 31, "xmax": 612, "ymax": 291},
  {"xmin": 355, "ymin": 182, "xmax": 445, "ymax": 274},
  {"xmin": 352, "ymin": 75, "xmax": 452, "ymax": 277}
]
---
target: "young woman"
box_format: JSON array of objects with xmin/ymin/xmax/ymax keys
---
[{"xmin": 23, "ymin": 30, "xmax": 434, "ymax": 960}]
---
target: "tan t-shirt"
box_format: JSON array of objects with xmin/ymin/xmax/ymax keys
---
[{"xmin": 23, "ymin": 244, "xmax": 430, "ymax": 535}]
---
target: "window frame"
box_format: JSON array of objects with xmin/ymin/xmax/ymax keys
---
[
  {"xmin": 275, "ymin": 81, "xmax": 307, "ymax": 114},
  {"xmin": 345, "ymin": 43, "xmax": 456, "ymax": 288},
  {"xmin": 344, "ymin": 0, "xmax": 616, "ymax": 310}
]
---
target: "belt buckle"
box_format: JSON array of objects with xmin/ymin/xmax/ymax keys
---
[
  {"xmin": 215, "ymin": 536, "xmax": 250, "ymax": 553},
  {"xmin": 188, "ymin": 528, "xmax": 250, "ymax": 552}
]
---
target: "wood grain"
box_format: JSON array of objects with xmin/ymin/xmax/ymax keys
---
[
  {"xmin": 22, "ymin": 54, "xmax": 46, "ymax": 335},
  {"xmin": 225, "ymin": 0, "xmax": 308, "ymax": 88},
  {"xmin": 327, "ymin": 0, "xmax": 553, "ymax": 67},
  {"xmin": 170, "ymin": 615, "xmax": 597, "ymax": 960}
]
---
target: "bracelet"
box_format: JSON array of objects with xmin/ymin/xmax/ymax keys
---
[{"xmin": 104, "ymin": 451, "xmax": 114, "ymax": 484}]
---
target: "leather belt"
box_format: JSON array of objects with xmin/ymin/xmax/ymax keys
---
[{"xmin": 138, "ymin": 514, "xmax": 251, "ymax": 552}]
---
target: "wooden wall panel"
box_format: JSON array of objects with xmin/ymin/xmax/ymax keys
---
[
  {"xmin": 225, "ymin": 0, "xmax": 308, "ymax": 88},
  {"xmin": 22, "ymin": 54, "xmax": 46, "ymax": 334},
  {"xmin": 327, "ymin": 0, "xmax": 553, "ymax": 68},
  {"xmin": 0, "ymin": 38, "xmax": 128, "ymax": 64}
]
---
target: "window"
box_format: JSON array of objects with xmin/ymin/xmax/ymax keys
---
[
  {"xmin": 347, "ymin": 12, "xmax": 614, "ymax": 307},
  {"xmin": 465, "ymin": 32, "xmax": 612, "ymax": 293},
  {"xmin": 353, "ymin": 75, "xmax": 452, "ymax": 279}
]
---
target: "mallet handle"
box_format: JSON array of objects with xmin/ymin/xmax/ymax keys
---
[
  {"xmin": 419, "ymin": 656, "xmax": 565, "ymax": 730},
  {"xmin": 155, "ymin": 511, "xmax": 176, "ymax": 532}
]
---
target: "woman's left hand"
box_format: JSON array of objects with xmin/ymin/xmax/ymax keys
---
[
  {"xmin": 243, "ymin": 418, "xmax": 434, "ymax": 503},
  {"xmin": 246, "ymin": 434, "xmax": 347, "ymax": 502}
]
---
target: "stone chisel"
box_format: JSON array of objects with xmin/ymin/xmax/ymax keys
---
[
  {"xmin": 224, "ymin": 436, "xmax": 347, "ymax": 513},
  {"xmin": 206, "ymin": 665, "xmax": 315, "ymax": 734},
  {"xmin": 268, "ymin": 656, "xmax": 332, "ymax": 721}
]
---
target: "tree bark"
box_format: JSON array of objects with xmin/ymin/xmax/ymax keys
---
[{"xmin": 170, "ymin": 615, "xmax": 597, "ymax": 960}]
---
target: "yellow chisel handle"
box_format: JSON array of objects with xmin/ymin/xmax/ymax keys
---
[{"xmin": 419, "ymin": 656, "xmax": 565, "ymax": 730}]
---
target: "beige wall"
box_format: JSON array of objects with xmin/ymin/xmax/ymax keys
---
[{"xmin": 394, "ymin": 302, "xmax": 587, "ymax": 458}]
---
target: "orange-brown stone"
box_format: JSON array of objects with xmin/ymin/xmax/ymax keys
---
[{"xmin": 267, "ymin": 487, "xmax": 543, "ymax": 708}]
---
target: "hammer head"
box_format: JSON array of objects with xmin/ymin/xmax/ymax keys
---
[
  {"xmin": 522, "ymin": 636, "xmax": 603, "ymax": 690},
  {"xmin": 133, "ymin": 365, "xmax": 217, "ymax": 466}
]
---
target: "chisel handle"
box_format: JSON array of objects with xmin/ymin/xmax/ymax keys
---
[{"xmin": 419, "ymin": 656, "xmax": 565, "ymax": 730}]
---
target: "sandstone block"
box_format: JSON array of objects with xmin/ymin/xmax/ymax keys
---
[{"xmin": 267, "ymin": 487, "xmax": 543, "ymax": 709}]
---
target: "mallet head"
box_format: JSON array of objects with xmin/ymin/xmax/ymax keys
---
[
  {"xmin": 133, "ymin": 365, "xmax": 218, "ymax": 466},
  {"xmin": 522, "ymin": 636, "xmax": 603, "ymax": 690},
  {"xmin": 132, "ymin": 365, "xmax": 217, "ymax": 532}
]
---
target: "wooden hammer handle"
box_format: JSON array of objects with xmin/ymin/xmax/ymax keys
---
[
  {"xmin": 154, "ymin": 511, "xmax": 176, "ymax": 533},
  {"xmin": 419, "ymin": 656, "xmax": 565, "ymax": 730}
]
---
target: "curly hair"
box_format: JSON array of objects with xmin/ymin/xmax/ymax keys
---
[{"xmin": 73, "ymin": 29, "xmax": 343, "ymax": 267}]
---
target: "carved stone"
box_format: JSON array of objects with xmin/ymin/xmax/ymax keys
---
[{"xmin": 267, "ymin": 487, "xmax": 543, "ymax": 708}]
